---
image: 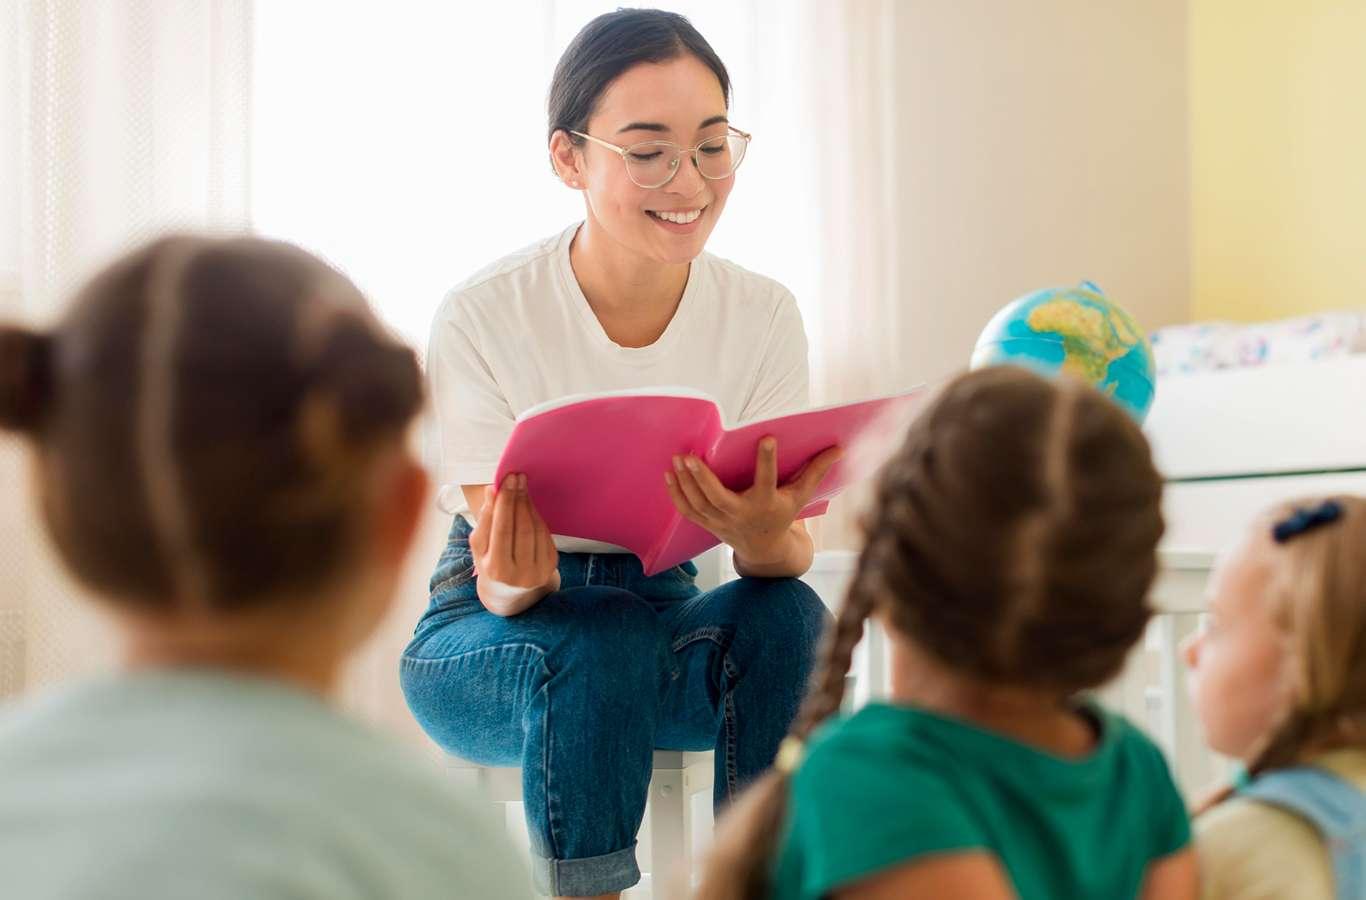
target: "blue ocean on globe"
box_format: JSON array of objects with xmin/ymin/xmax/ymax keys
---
[{"xmin": 970, "ymin": 281, "xmax": 1157, "ymax": 422}]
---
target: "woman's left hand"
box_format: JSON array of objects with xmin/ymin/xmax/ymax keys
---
[{"xmin": 664, "ymin": 437, "xmax": 843, "ymax": 566}]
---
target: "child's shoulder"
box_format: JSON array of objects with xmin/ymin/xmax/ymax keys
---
[
  {"xmin": 779, "ymin": 706, "xmax": 985, "ymax": 897},
  {"xmin": 1197, "ymin": 752, "xmax": 1366, "ymax": 900},
  {"xmin": 793, "ymin": 704, "xmax": 975, "ymax": 825},
  {"xmin": 1197, "ymin": 794, "xmax": 1334, "ymax": 899}
]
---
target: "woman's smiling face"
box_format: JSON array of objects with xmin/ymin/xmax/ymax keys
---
[{"xmin": 559, "ymin": 54, "xmax": 735, "ymax": 266}]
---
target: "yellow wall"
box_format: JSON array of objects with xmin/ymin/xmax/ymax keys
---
[{"xmin": 1191, "ymin": 1, "xmax": 1366, "ymax": 321}]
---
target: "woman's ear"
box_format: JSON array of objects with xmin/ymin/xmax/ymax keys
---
[{"xmin": 548, "ymin": 130, "xmax": 585, "ymax": 189}]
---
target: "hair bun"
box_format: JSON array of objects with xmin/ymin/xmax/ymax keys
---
[{"xmin": 0, "ymin": 325, "xmax": 53, "ymax": 433}]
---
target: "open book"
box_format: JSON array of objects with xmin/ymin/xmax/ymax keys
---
[{"xmin": 492, "ymin": 387, "xmax": 927, "ymax": 575}]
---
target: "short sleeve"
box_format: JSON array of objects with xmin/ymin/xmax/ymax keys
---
[
  {"xmin": 738, "ymin": 290, "xmax": 809, "ymax": 423},
  {"xmin": 785, "ymin": 730, "xmax": 981, "ymax": 897},
  {"xmin": 426, "ymin": 297, "xmax": 516, "ymax": 487},
  {"xmin": 1196, "ymin": 799, "xmax": 1335, "ymax": 900},
  {"xmin": 1145, "ymin": 743, "xmax": 1193, "ymax": 859}
]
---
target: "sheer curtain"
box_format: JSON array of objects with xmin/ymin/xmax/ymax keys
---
[
  {"xmin": 0, "ymin": 1, "xmax": 904, "ymax": 731},
  {"xmin": 248, "ymin": 1, "xmax": 904, "ymax": 739},
  {"xmin": 0, "ymin": 0, "xmax": 252, "ymax": 696}
]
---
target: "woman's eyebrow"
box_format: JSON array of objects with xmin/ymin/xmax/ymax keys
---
[{"xmin": 615, "ymin": 114, "xmax": 729, "ymax": 135}]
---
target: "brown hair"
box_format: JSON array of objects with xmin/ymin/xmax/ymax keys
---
[
  {"xmin": 696, "ymin": 366, "xmax": 1165, "ymax": 899},
  {"xmin": 0, "ymin": 234, "xmax": 422, "ymax": 615},
  {"xmin": 1246, "ymin": 496, "xmax": 1366, "ymax": 775}
]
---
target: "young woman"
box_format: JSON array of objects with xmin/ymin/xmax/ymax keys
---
[
  {"xmin": 0, "ymin": 235, "xmax": 529, "ymax": 898},
  {"xmin": 401, "ymin": 10, "xmax": 837, "ymax": 899}
]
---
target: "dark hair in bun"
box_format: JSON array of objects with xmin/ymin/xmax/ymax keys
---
[
  {"xmin": 0, "ymin": 326, "xmax": 53, "ymax": 433},
  {"xmin": 3, "ymin": 234, "xmax": 423, "ymax": 614}
]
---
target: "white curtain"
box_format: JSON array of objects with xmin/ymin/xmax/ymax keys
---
[
  {"xmin": 0, "ymin": 0, "xmax": 252, "ymax": 696},
  {"xmin": 1, "ymin": 1, "xmax": 901, "ymax": 735},
  {"xmin": 247, "ymin": 1, "xmax": 905, "ymax": 741}
]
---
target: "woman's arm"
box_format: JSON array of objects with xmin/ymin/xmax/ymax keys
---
[
  {"xmin": 665, "ymin": 438, "xmax": 842, "ymax": 579},
  {"xmin": 732, "ymin": 520, "xmax": 814, "ymax": 578},
  {"xmin": 462, "ymin": 478, "xmax": 560, "ymax": 617}
]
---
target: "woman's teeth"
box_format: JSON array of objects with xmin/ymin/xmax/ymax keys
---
[{"xmin": 649, "ymin": 208, "xmax": 703, "ymax": 224}]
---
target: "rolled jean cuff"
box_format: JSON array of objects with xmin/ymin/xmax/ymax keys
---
[{"xmin": 530, "ymin": 843, "xmax": 640, "ymax": 897}]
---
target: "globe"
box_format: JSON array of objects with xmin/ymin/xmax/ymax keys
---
[{"xmin": 970, "ymin": 281, "xmax": 1156, "ymax": 422}]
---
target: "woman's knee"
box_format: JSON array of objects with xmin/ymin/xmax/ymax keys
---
[{"xmin": 721, "ymin": 576, "xmax": 831, "ymax": 651}]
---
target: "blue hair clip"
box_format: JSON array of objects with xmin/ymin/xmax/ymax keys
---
[{"xmin": 1272, "ymin": 500, "xmax": 1343, "ymax": 544}]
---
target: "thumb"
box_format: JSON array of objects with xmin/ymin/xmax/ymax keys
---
[{"xmin": 790, "ymin": 446, "xmax": 843, "ymax": 500}]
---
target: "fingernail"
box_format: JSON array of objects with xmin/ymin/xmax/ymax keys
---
[
  {"xmin": 763, "ymin": 438, "xmax": 776, "ymax": 451},
  {"xmin": 685, "ymin": 457, "xmax": 699, "ymax": 472},
  {"xmin": 664, "ymin": 472, "xmax": 675, "ymax": 486},
  {"xmin": 518, "ymin": 474, "xmax": 528, "ymax": 491},
  {"xmin": 673, "ymin": 456, "xmax": 684, "ymax": 472},
  {"xmin": 503, "ymin": 474, "xmax": 516, "ymax": 489}
]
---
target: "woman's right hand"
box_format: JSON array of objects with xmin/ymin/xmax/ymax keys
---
[{"xmin": 468, "ymin": 473, "xmax": 560, "ymax": 617}]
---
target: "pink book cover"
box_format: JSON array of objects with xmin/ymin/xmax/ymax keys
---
[{"xmin": 493, "ymin": 386, "xmax": 927, "ymax": 575}]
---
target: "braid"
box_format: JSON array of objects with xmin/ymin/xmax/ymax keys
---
[
  {"xmin": 790, "ymin": 560, "xmax": 880, "ymax": 738},
  {"xmin": 699, "ymin": 366, "xmax": 1165, "ymax": 898},
  {"xmin": 137, "ymin": 236, "xmax": 216, "ymax": 612}
]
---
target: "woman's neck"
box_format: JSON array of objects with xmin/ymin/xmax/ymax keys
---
[
  {"xmin": 570, "ymin": 217, "xmax": 690, "ymax": 341},
  {"xmin": 888, "ymin": 634, "xmax": 1096, "ymax": 758}
]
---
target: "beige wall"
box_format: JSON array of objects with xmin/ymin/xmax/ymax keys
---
[{"xmin": 887, "ymin": 0, "xmax": 1191, "ymax": 385}]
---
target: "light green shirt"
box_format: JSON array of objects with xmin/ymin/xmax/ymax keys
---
[
  {"xmin": 0, "ymin": 670, "xmax": 531, "ymax": 899},
  {"xmin": 773, "ymin": 701, "xmax": 1191, "ymax": 899}
]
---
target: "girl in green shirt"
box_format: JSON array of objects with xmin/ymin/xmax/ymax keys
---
[{"xmin": 698, "ymin": 366, "xmax": 1197, "ymax": 900}]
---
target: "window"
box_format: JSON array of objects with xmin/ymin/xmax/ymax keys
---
[{"xmin": 251, "ymin": 1, "xmax": 820, "ymax": 349}]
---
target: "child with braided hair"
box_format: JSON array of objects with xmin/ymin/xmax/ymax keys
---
[
  {"xmin": 1185, "ymin": 496, "xmax": 1366, "ymax": 900},
  {"xmin": 696, "ymin": 365, "xmax": 1196, "ymax": 900}
]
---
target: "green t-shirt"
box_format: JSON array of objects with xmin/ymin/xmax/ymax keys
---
[{"xmin": 771, "ymin": 701, "xmax": 1190, "ymax": 899}]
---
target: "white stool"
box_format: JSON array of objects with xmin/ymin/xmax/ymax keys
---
[
  {"xmin": 442, "ymin": 549, "xmax": 867, "ymax": 895},
  {"xmin": 447, "ymin": 749, "xmax": 714, "ymax": 894}
]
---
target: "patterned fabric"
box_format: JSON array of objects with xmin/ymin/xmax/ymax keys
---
[{"xmin": 1151, "ymin": 311, "xmax": 1366, "ymax": 376}]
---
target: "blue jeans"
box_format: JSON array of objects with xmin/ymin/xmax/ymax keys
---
[{"xmin": 400, "ymin": 516, "xmax": 830, "ymax": 896}]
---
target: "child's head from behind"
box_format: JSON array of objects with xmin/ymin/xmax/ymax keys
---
[
  {"xmin": 697, "ymin": 366, "xmax": 1165, "ymax": 900},
  {"xmin": 1184, "ymin": 496, "xmax": 1366, "ymax": 770},
  {"xmin": 0, "ymin": 235, "xmax": 425, "ymax": 665},
  {"xmin": 847, "ymin": 364, "xmax": 1165, "ymax": 698}
]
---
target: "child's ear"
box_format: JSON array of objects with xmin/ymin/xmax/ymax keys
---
[
  {"xmin": 377, "ymin": 456, "xmax": 430, "ymax": 571},
  {"xmin": 548, "ymin": 130, "xmax": 585, "ymax": 189}
]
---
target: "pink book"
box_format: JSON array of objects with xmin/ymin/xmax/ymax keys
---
[{"xmin": 493, "ymin": 387, "xmax": 927, "ymax": 575}]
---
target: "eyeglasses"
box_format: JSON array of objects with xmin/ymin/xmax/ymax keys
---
[{"xmin": 569, "ymin": 126, "xmax": 751, "ymax": 190}]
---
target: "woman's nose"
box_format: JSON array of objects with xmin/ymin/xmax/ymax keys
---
[{"xmin": 666, "ymin": 151, "xmax": 706, "ymax": 196}]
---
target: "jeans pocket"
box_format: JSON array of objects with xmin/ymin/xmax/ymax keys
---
[
  {"xmin": 431, "ymin": 550, "xmax": 474, "ymax": 589},
  {"xmin": 670, "ymin": 559, "xmax": 699, "ymax": 582}
]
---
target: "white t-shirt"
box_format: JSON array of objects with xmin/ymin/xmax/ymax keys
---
[{"xmin": 427, "ymin": 222, "xmax": 810, "ymax": 553}]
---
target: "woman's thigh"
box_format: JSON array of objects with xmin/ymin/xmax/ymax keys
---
[{"xmin": 401, "ymin": 580, "xmax": 670, "ymax": 764}]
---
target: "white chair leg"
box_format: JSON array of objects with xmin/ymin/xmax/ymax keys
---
[{"xmin": 649, "ymin": 765, "xmax": 689, "ymax": 894}]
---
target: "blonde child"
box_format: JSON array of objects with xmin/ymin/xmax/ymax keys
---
[
  {"xmin": 1184, "ymin": 495, "xmax": 1366, "ymax": 900},
  {"xmin": 696, "ymin": 365, "xmax": 1197, "ymax": 899},
  {"xmin": 0, "ymin": 235, "xmax": 529, "ymax": 898}
]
